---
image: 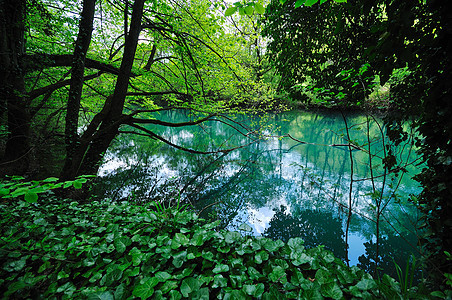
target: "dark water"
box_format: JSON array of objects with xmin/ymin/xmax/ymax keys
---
[{"xmin": 96, "ymin": 109, "xmax": 423, "ymax": 279}]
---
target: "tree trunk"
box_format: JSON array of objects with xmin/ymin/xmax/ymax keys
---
[
  {"xmin": 61, "ymin": 0, "xmax": 96, "ymax": 178},
  {"xmin": 0, "ymin": 0, "xmax": 30, "ymax": 176},
  {"xmin": 61, "ymin": 0, "xmax": 145, "ymax": 179}
]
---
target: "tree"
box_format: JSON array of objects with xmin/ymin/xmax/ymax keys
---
[{"xmin": 0, "ymin": 0, "xmax": 266, "ymax": 179}]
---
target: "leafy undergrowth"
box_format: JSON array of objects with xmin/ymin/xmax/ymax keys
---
[{"xmin": 0, "ymin": 197, "xmax": 440, "ymax": 299}]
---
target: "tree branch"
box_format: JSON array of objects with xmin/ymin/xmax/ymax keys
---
[{"xmin": 23, "ymin": 54, "xmax": 127, "ymax": 75}]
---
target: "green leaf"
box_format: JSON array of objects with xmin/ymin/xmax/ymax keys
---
[
  {"xmin": 224, "ymin": 6, "xmax": 237, "ymax": 17},
  {"xmin": 254, "ymin": 3, "xmax": 265, "ymax": 14},
  {"xmin": 212, "ymin": 274, "xmax": 228, "ymax": 288},
  {"xmin": 73, "ymin": 181, "xmax": 83, "ymax": 189},
  {"xmin": 0, "ymin": 188, "xmax": 10, "ymax": 196},
  {"xmin": 172, "ymin": 250, "xmax": 187, "ymax": 268},
  {"xmin": 24, "ymin": 192, "xmax": 38, "ymax": 203},
  {"xmin": 287, "ymin": 237, "xmax": 305, "ymax": 251},
  {"xmin": 280, "ymin": 0, "xmax": 289, "ymax": 4},
  {"xmin": 114, "ymin": 236, "xmax": 131, "ymax": 253},
  {"xmin": 356, "ymin": 278, "xmax": 377, "ymax": 290},
  {"xmin": 295, "ymin": 0, "xmax": 306, "ymax": 8},
  {"xmin": 244, "ymin": 5, "xmax": 254, "ymax": 15},
  {"xmin": 225, "ymin": 231, "xmax": 241, "ymax": 244},
  {"xmin": 321, "ymin": 282, "xmax": 343, "ymax": 299},
  {"xmin": 305, "ymin": 0, "xmax": 319, "ymax": 6},
  {"xmin": 334, "ymin": 0, "xmax": 347, "ymax": 2},
  {"xmin": 42, "ymin": 177, "xmax": 59, "ymax": 182},
  {"xmin": 161, "ymin": 280, "xmax": 178, "ymax": 294},
  {"xmin": 87, "ymin": 291, "xmax": 114, "ymax": 300},
  {"xmin": 133, "ymin": 277, "xmax": 158, "ymax": 299},
  {"xmin": 315, "ymin": 268, "xmax": 333, "ymax": 284},
  {"xmin": 238, "ymin": 7, "xmax": 245, "ymax": 15},
  {"xmin": 255, "ymin": 250, "xmax": 269, "ymax": 264},
  {"xmin": 269, "ymin": 266, "xmax": 286, "ymax": 283},
  {"xmin": 213, "ymin": 263, "xmax": 230, "ymax": 274},
  {"xmin": 243, "ymin": 283, "xmax": 265, "ymax": 297},
  {"xmin": 172, "ymin": 233, "xmax": 189, "ymax": 249},
  {"xmin": 129, "ymin": 247, "xmax": 143, "ymax": 266},
  {"xmin": 169, "ymin": 290, "xmax": 182, "ymax": 300},
  {"xmin": 155, "ymin": 271, "xmax": 172, "ymax": 282},
  {"xmin": 180, "ymin": 277, "xmax": 200, "ymax": 297}
]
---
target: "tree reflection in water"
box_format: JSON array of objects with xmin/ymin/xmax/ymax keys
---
[{"xmin": 263, "ymin": 205, "xmax": 347, "ymax": 260}]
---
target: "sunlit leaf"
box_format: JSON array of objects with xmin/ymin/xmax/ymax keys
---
[
  {"xmin": 254, "ymin": 3, "xmax": 265, "ymax": 14},
  {"xmin": 244, "ymin": 5, "xmax": 254, "ymax": 15},
  {"xmin": 295, "ymin": 0, "xmax": 306, "ymax": 8},
  {"xmin": 213, "ymin": 263, "xmax": 230, "ymax": 273},
  {"xmin": 224, "ymin": 7, "xmax": 237, "ymax": 17},
  {"xmin": 305, "ymin": 0, "xmax": 319, "ymax": 6}
]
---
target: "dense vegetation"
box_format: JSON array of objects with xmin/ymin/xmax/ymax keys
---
[
  {"xmin": 1, "ymin": 0, "xmax": 451, "ymax": 297},
  {"xmin": 0, "ymin": 180, "xmax": 442, "ymax": 299}
]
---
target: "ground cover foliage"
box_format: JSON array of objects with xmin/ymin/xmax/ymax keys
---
[{"xmin": 0, "ymin": 184, "xmax": 446, "ymax": 299}]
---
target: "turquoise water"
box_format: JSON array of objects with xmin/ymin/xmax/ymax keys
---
[{"xmin": 97, "ymin": 109, "xmax": 423, "ymax": 278}]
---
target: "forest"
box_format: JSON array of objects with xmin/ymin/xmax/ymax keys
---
[{"xmin": 1, "ymin": 0, "xmax": 451, "ymax": 298}]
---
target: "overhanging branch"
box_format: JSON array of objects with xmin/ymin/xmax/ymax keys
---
[{"xmin": 23, "ymin": 54, "xmax": 129, "ymax": 75}]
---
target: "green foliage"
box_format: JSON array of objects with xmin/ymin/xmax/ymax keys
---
[
  {"xmin": 224, "ymin": 0, "xmax": 347, "ymax": 17},
  {"xmin": 0, "ymin": 193, "xmax": 437, "ymax": 299},
  {"xmin": 0, "ymin": 176, "xmax": 94, "ymax": 203}
]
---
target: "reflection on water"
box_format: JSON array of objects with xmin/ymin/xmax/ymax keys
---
[{"xmin": 96, "ymin": 109, "xmax": 423, "ymax": 279}]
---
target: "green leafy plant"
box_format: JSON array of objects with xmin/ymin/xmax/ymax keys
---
[
  {"xmin": 0, "ymin": 193, "xmax": 439, "ymax": 299},
  {"xmin": 0, "ymin": 175, "xmax": 95, "ymax": 203}
]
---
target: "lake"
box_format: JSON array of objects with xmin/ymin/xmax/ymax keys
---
[{"xmin": 96, "ymin": 109, "xmax": 423, "ymax": 279}]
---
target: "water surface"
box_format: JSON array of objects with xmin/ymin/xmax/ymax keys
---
[{"xmin": 97, "ymin": 109, "xmax": 423, "ymax": 279}]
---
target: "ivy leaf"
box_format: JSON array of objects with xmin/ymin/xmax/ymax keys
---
[
  {"xmin": 269, "ymin": 266, "xmax": 286, "ymax": 283},
  {"xmin": 172, "ymin": 250, "xmax": 187, "ymax": 268},
  {"xmin": 133, "ymin": 277, "xmax": 158, "ymax": 299},
  {"xmin": 129, "ymin": 247, "xmax": 143, "ymax": 266},
  {"xmin": 155, "ymin": 271, "xmax": 172, "ymax": 282},
  {"xmin": 87, "ymin": 291, "xmax": 114, "ymax": 300},
  {"xmin": 72, "ymin": 181, "xmax": 83, "ymax": 189},
  {"xmin": 114, "ymin": 236, "xmax": 131, "ymax": 253},
  {"xmin": 213, "ymin": 263, "xmax": 230, "ymax": 274},
  {"xmin": 225, "ymin": 231, "xmax": 241, "ymax": 244},
  {"xmin": 172, "ymin": 233, "xmax": 189, "ymax": 249},
  {"xmin": 356, "ymin": 278, "xmax": 377, "ymax": 290},
  {"xmin": 212, "ymin": 274, "xmax": 228, "ymax": 288},
  {"xmin": 42, "ymin": 177, "xmax": 59, "ymax": 182},
  {"xmin": 224, "ymin": 6, "xmax": 237, "ymax": 17},
  {"xmin": 243, "ymin": 283, "xmax": 265, "ymax": 297},
  {"xmin": 169, "ymin": 290, "xmax": 182, "ymax": 300},
  {"xmin": 321, "ymin": 282, "xmax": 343, "ymax": 299},
  {"xmin": 24, "ymin": 192, "xmax": 38, "ymax": 203},
  {"xmin": 295, "ymin": 0, "xmax": 306, "ymax": 8},
  {"xmin": 180, "ymin": 277, "xmax": 200, "ymax": 297}
]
